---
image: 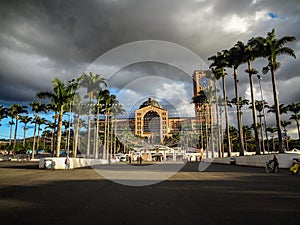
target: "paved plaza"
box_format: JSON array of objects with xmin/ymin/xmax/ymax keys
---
[{"xmin": 0, "ymin": 161, "xmax": 300, "ymax": 225}]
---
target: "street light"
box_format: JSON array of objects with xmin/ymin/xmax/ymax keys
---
[{"xmin": 257, "ymin": 75, "xmax": 270, "ymax": 153}]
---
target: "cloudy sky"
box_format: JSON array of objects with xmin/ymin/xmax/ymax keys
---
[{"xmin": 0, "ymin": 0, "xmax": 299, "ymax": 139}]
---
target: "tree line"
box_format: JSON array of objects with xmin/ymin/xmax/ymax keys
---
[
  {"xmin": 192, "ymin": 28, "xmax": 297, "ymax": 157},
  {"xmin": 0, "ymin": 72, "xmax": 124, "ymax": 159}
]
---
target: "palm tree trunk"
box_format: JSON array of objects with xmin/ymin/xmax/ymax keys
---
[
  {"xmin": 13, "ymin": 117, "xmax": 19, "ymax": 154},
  {"xmin": 259, "ymin": 114, "xmax": 265, "ymax": 154},
  {"xmin": 271, "ymin": 67, "xmax": 283, "ymax": 153},
  {"xmin": 32, "ymin": 122, "xmax": 37, "ymax": 159},
  {"xmin": 87, "ymin": 107, "xmax": 91, "ymax": 158},
  {"xmin": 73, "ymin": 116, "xmax": 79, "ymax": 158},
  {"xmin": 296, "ymin": 120, "xmax": 300, "ymax": 140},
  {"xmin": 95, "ymin": 107, "xmax": 99, "ymax": 159},
  {"xmin": 103, "ymin": 113, "xmax": 108, "ymax": 160},
  {"xmin": 233, "ymin": 68, "xmax": 244, "ymax": 156},
  {"xmin": 222, "ymin": 77, "xmax": 231, "ymax": 157},
  {"xmin": 23, "ymin": 126, "xmax": 26, "ymax": 147},
  {"xmin": 37, "ymin": 124, "xmax": 40, "ymax": 152},
  {"xmin": 249, "ymin": 73, "xmax": 260, "ymax": 155},
  {"xmin": 9, "ymin": 121, "xmax": 13, "ymax": 147},
  {"xmin": 205, "ymin": 106, "xmax": 209, "ymax": 158},
  {"xmin": 56, "ymin": 110, "xmax": 63, "ymax": 157}
]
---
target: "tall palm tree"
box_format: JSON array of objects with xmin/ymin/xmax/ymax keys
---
[
  {"xmin": 7, "ymin": 110, "xmax": 15, "ymax": 147},
  {"xmin": 208, "ymin": 51, "xmax": 232, "ymax": 157},
  {"xmin": 37, "ymin": 78, "xmax": 78, "ymax": 157},
  {"xmin": 227, "ymin": 43, "xmax": 246, "ymax": 156},
  {"xmin": 287, "ymin": 102, "xmax": 300, "ymax": 140},
  {"xmin": 29, "ymin": 102, "xmax": 47, "ymax": 159},
  {"xmin": 260, "ymin": 29, "xmax": 296, "ymax": 153},
  {"xmin": 77, "ymin": 72, "xmax": 106, "ymax": 158},
  {"xmin": 19, "ymin": 115, "xmax": 32, "ymax": 147},
  {"xmin": 244, "ymin": 38, "xmax": 262, "ymax": 155},
  {"xmin": 9, "ymin": 104, "xmax": 28, "ymax": 154}
]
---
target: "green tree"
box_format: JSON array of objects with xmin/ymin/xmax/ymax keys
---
[
  {"xmin": 227, "ymin": 43, "xmax": 246, "ymax": 156},
  {"xmin": 8, "ymin": 104, "xmax": 28, "ymax": 154},
  {"xmin": 244, "ymin": 38, "xmax": 262, "ymax": 155},
  {"xmin": 37, "ymin": 78, "xmax": 78, "ymax": 157},
  {"xmin": 260, "ymin": 29, "xmax": 296, "ymax": 153},
  {"xmin": 19, "ymin": 115, "xmax": 32, "ymax": 147},
  {"xmin": 287, "ymin": 102, "xmax": 300, "ymax": 140},
  {"xmin": 29, "ymin": 102, "xmax": 47, "ymax": 158},
  {"xmin": 77, "ymin": 72, "xmax": 106, "ymax": 158},
  {"xmin": 267, "ymin": 126, "xmax": 277, "ymax": 151},
  {"xmin": 208, "ymin": 51, "xmax": 232, "ymax": 157}
]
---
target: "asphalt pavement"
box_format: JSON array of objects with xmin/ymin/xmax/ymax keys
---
[{"xmin": 0, "ymin": 161, "xmax": 300, "ymax": 225}]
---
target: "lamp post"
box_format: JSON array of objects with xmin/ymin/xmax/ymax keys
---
[{"xmin": 257, "ymin": 75, "xmax": 270, "ymax": 153}]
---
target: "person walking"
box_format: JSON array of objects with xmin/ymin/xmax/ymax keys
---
[{"xmin": 65, "ymin": 156, "xmax": 70, "ymax": 170}]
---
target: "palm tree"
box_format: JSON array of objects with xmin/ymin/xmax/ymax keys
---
[
  {"xmin": 19, "ymin": 115, "xmax": 32, "ymax": 147},
  {"xmin": 244, "ymin": 38, "xmax": 262, "ymax": 155},
  {"xmin": 267, "ymin": 126, "xmax": 277, "ymax": 151},
  {"xmin": 77, "ymin": 72, "xmax": 106, "ymax": 158},
  {"xmin": 208, "ymin": 51, "xmax": 232, "ymax": 157},
  {"xmin": 260, "ymin": 29, "xmax": 296, "ymax": 153},
  {"xmin": 29, "ymin": 102, "xmax": 47, "ymax": 159},
  {"xmin": 227, "ymin": 43, "xmax": 246, "ymax": 156},
  {"xmin": 281, "ymin": 120, "xmax": 291, "ymax": 150},
  {"xmin": 9, "ymin": 104, "xmax": 28, "ymax": 154},
  {"xmin": 36, "ymin": 117, "xmax": 47, "ymax": 151},
  {"xmin": 251, "ymin": 100, "xmax": 268, "ymax": 154},
  {"xmin": 191, "ymin": 90, "xmax": 209, "ymax": 157},
  {"xmin": 37, "ymin": 78, "xmax": 78, "ymax": 157},
  {"xmin": 243, "ymin": 125, "xmax": 252, "ymax": 152},
  {"xmin": 0, "ymin": 105, "xmax": 7, "ymax": 126},
  {"xmin": 111, "ymin": 99, "xmax": 125, "ymax": 159},
  {"xmin": 287, "ymin": 102, "xmax": 300, "ymax": 140},
  {"xmin": 45, "ymin": 121, "xmax": 56, "ymax": 156}
]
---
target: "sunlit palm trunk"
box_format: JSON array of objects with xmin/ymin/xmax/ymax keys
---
[
  {"xmin": 32, "ymin": 121, "xmax": 37, "ymax": 159},
  {"xmin": 37, "ymin": 124, "xmax": 41, "ymax": 152},
  {"xmin": 94, "ymin": 106, "xmax": 100, "ymax": 159},
  {"xmin": 222, "ymin": 77, "xmax": 231, "ymax": 157},
  {"xmin": 113, "ymin": 117, "xmax": 117, "ymax": 158},
  {"xmin": 205, "ymin": 106, "xmax": 209, "ymax": 158},
  {"xmin": 103, "ymin": 113, "xmax": 108, "ymax": 160},
  {"xmin": 87, "ymin": 106, "xmax": 91, "ymax": 158},
  {"xmin": 73, "ymin": 116, "xmax": 80, "ymax": 158},
  {"xmin": 13, "ymin": 116, "xmax": 19, "ymax": 155},
  {"xmin": 233, "ymin": 68, "xmax": 244, "ymax": 156},
  {"xmin": 56, "ymin": 110, "xmax": 63, "ymax": 157}
]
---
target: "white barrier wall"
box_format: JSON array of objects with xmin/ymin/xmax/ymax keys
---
[
  {"xmin": 39, "ymin": 157, "xmax": 109, "ymax": 169},
  {"xmin": 211, "ymin": 153, "xmax": 299, "ymax": 168}
]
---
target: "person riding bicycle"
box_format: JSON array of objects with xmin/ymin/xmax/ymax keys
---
[{"xmin": 272, "ymin": 155, "xmax": 279, "ymax": 172}]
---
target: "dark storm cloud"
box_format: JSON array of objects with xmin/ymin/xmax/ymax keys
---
[{"xmin": 0, "ymin": 0, "xmax": 299, "ymax": 109}]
